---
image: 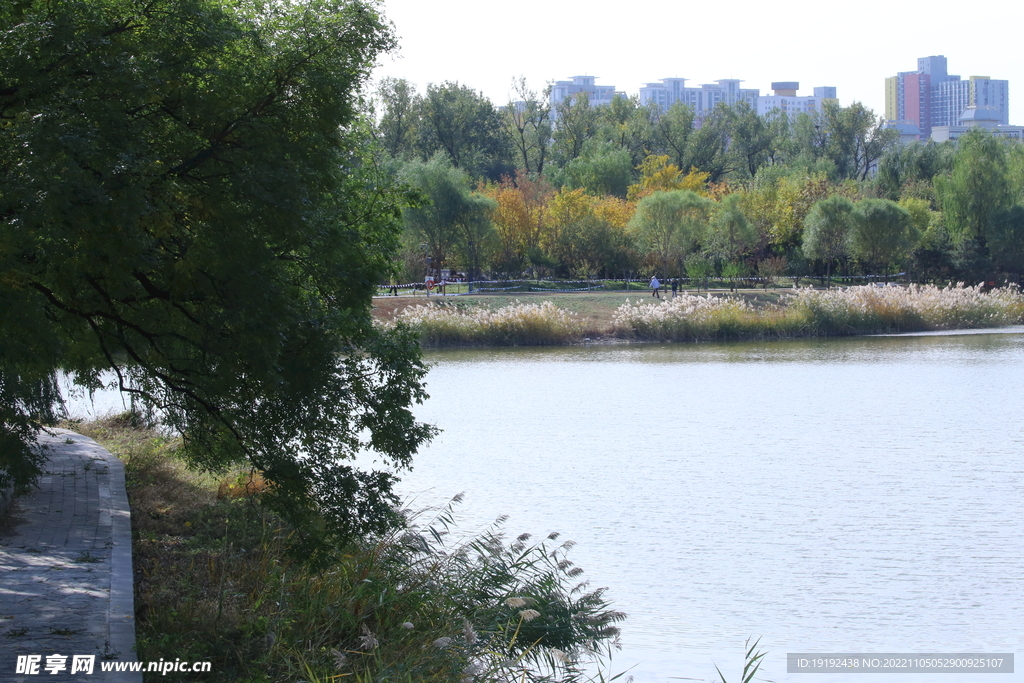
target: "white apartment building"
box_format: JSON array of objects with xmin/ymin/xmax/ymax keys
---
[
  {"xmin": 638, "ymin": 78, "xmax": 759, "ymax": 117},
  {"xmin": 756, "ymin": 83, "xmax": 837, "ymax": 117},
  {"xmin": 548, "ymin": 76, "xmax": 625, "ymax": 120}
]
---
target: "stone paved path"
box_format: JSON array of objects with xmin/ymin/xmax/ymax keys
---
[{"xmin": 1, "ymin": 430, "xmax": 139, "ymax": 682}]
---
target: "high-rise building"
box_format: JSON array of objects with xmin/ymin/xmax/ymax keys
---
[
  {"xmin": 638, "ymin": 78, "xmax": 759, "ymax": 118},
  {"xmin": 548, "ymin": 76, "xmax": 624, "ymax": 120},
  {"xmin": 756, "ymin": 82, "xmax": 838, "ymax": 117},
  {"xmin": 884, "ymin": 56, "xmax": 1009, "ymax": 139}
]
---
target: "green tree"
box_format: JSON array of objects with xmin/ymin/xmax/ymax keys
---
[
  {"xmin": 803, "ymin": 196, "xmax": 856, "ymax": 286},
  {"xmin": 686, "ymin": 104, "xmax": 735, "ymax": 182},
  {"xmin": 375, "ymin": 77, "xmax": 420, "ymax": 159},
  {"xmin": 551, "ymin": 93, "xmax": 599, "ymax": 166},
  {"xmin": 629, "ymin": 190, "xmax": 712, "ymax": 275},
  {"xmin": 503, "ymin": 78, "xmax": 552, "ymax": 177},
  {"xmin": 875, "ymin": 140, "xmax": 954, "ymax": 203},
  {"xmin": 935, "ymin": 128, "xmax": 1011, "ymax": 248},
  {"xmin": 0, "ymin": 0, "xmax": 434, "ymax": 551},
  {"xmin": 728, "ymin": 102, "xmax": 776, "ymax": 179},
  {"xmin": 708, "ymin": 193, "xmax": 757, "ymax": 265},
  {"xmin": 595, "ymin": 95, "xmax": 655, "ymax": 168},
  {"xmin": 558, "ymin": 139, "xmax": 634, "ymax": 198},
  {"xmin": 417, "ymin": 81, "xmax": 512, "ymax": 180},
  {"xmin": 400, "ymin": 156, "xmax": 495, "ymax": 280},
  {"xmin": 988, "ymin": 205, "xmax": 1024, "ymax": 278},
  {"xmin": 821, "ymin": 102, "xmax": 897, "ymax": 181},
  {"xmin": 651, "ymin": 101, "xmax": 696, "ymax": 171},
  {"xmin": 850, "ymin": 199, "xmax": 915, "ymax": 277}
]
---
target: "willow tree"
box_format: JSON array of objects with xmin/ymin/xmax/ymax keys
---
[
  {"xmin": 400, "ymin": 155, "xmax": 496, "ymax": 282},
  {"xmin": 936, "ymin": 128, "xmax": 1011, "ymax": 249},
  {"xmin": 0, "ymin": 0, "xmax": 434, "ymax": 552},
  {"xmin": 629, "ymin": 190, "xmax": 712, "ymax": 276},
  {"xmin": 803, "ymin": 196, "xmax": 856, "ymax": 287}
]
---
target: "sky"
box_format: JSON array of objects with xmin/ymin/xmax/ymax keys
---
[{"xmin": 371, "ymin": 0, "xmax": 1023, "ymax": 125}]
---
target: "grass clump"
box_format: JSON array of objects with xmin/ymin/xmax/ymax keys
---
[
  {"xmin": 393, "ymin": 300, "xmax": 585, "ymax": 347},
  {"xmin": 77, "ymin": 417, "xmax": 624, "ymax": 682},
  {"xmin": 612, "ymin": 284, "xmax": 1024, "ymax": 342},
  {"xmin": 788, "ymin": 283, "xmax": 1024, "ymax": 335}
]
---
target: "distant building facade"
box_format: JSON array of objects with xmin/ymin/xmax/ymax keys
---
[
  {"xmin": 885, "ymin": 56, "xmax": 1009, "ymax": 139},
  {"xmin": 930, "ymin": 106, "xmax": 1023, "ymax": 142},
  {"xmin": 548, "ymin": 76, "xmax": 624, "ymax": 120},
  {"xmin": 549, "ymin": 74, "xmax": 844, "ymax": 123},
  {"xmin": 756, "ymin": 82, "xmax": 838, "ymax": 117},
  {"xmin": 638, "ymin": 78, "xmax": 759, "ymax": 117}
]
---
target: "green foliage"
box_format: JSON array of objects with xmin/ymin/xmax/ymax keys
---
[
  {"xmin": 629, "ymin": 190, "xmax": 712, "ymax": 275},
  {"xmin": 375, "ymin": 77, "xmax": 421, "ymax": 160},
  {"xmin": 875, "ymin": 141, "xmax": 954, "ymax": 202},
  {"xmin": 558, "ymin": 140, "xmax": 634, "ymax": 199},
  {"xmin": 802, "ymin": 196, "xmax": 856, "ymax": 285},
  {"xmin": 400, "ymin": 155, "xmax": 497, "ymax": 279},
  {"xmin": 713, "ymin": 637, "xmax": 767, "ymax": 683},
  {"xmin": 988, "ymin": 206, "xmax": 1024, "ymax": 275},
  {"xmin": 88, "ymin": 421, "xmax": 625, "ymax": 682},
  {"xmin": 0, "ymin": 0, "xmax": 434, "ymax": 548},
  {"xmin": 936, "ymin": 129, "xmax": 1012, "ymax": 248},
  {"xmin": 708, "ymin": 193, "xmax": 756, "ymax": 262},
  {"xmin": 418, "ymin": 81, "xmax": 513, "ymax": 181},
  {"xmin": 552, "ymin": 94, "xmax": 599, "ymax": 166},
  {"xmin": 849, "ymin": 199, "xmax": 915, "ymax": 275},
  {"xmin": 504, "ymin": 78, "xmax": 553, "ymax": 177},
  {"xmin": 820, "ymin": 102, "xmax": 899, "ymax": 181}
]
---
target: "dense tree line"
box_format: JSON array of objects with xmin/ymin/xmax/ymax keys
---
[{"xmin": 375, "ymin": 78, "xmax": 1024, "ymax": 286}]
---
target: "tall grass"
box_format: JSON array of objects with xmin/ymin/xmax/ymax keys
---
[
  {"xmin": 612, "ymin": 284, "xmax": 1024, "ymax": 342},
  {"xmin": 392, "ymin": 301, "xmax": 584, "ymax": 347},
  {"xmin": 73, "ymin": 417, "xmax": 624, "ymax": 683}
]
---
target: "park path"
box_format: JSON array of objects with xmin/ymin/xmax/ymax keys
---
[{"xmin": 0, "ymin": 430, "xmax": 139, "ymax": 682}]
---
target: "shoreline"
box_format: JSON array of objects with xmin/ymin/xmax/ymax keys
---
[{"xmin": 373, "ymin": 286, "xmax": 1024, "ymax": 349}]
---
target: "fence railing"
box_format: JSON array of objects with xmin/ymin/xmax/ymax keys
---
[{"xmin": 376, "ymin": 274, "xmax": 912, "ymax": 296}]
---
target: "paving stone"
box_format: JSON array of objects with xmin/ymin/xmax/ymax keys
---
[{"xmin": 0, "ymin": 431, "xmax": 139, "ymax": 682}]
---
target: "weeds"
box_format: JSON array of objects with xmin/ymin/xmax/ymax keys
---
[
  {"xmin": 78, "ymin": 418, "xmax": 624, "ymax": 682},
  {"xmin": 713, "ymin": 637, "xmax": 768, "ymax": 683}
]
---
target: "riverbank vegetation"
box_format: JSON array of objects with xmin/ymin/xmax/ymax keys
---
[
  {"xmin": 379, "ymin": 284, "xmax": 1024, "ymax": 346},
  {"xmin": 376, "ymin": 78, "xmax": 1024, "ymax": 292},
  {"xmin": 72, "ymin": 416, "xmax": 625, "ymax": 683}
]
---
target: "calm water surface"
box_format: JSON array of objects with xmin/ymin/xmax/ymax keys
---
[{"xmin": 397, "ymin": 331, "xmax": 1024, "ymax": 682}]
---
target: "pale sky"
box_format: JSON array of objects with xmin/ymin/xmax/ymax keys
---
[{"xmin": 372, "ymin": 0, "xmax": 1023, "ymax": 125}]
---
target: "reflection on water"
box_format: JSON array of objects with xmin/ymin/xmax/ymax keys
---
[{"xmin": 399, "ymin": 332, "xmax": 1024, "ymax": 682}]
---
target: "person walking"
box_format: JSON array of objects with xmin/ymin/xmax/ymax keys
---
[
  {"xmin": 650, "ymin": 275, "xmax": 661, "ymax": 298},
  {"xmin": 671, "ymin": 278, "xmax": 678, "ymax": 297}
]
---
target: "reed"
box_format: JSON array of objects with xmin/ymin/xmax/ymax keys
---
[
  {"xmin": 612, "ymin": 284, "xmax": 1024, "ymax": 341},
  {"xmin": 392, "ymin": 300, "xmax": 585, "ymax": 347}
]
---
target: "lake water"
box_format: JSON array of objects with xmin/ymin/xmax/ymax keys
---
[
  {"xmin": 63, "ymin": 330, "xmax": 1024, "ymax": 682},
  {"xmin": 397, "ymin": 331, "xmax": 1024, "ymax": 683}
]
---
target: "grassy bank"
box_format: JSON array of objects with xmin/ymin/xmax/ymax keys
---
[
  {"xmin": 73, "ymin": 417, "xmax": 624, "ymax": 682},
  {"xmin": 376, "ymin": 285, "xmax": 1024, "ymax": 347}
]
